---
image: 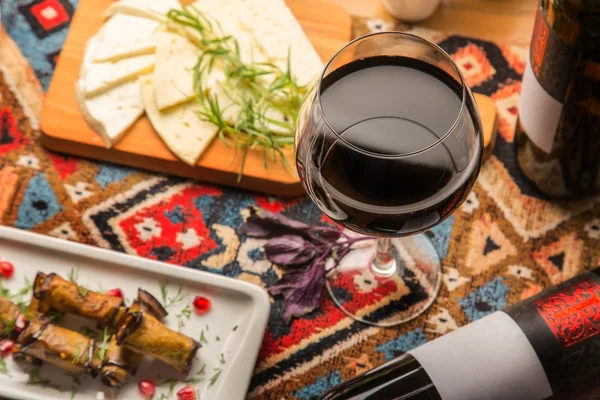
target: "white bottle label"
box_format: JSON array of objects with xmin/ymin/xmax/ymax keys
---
[
  {"xmin": 518, "ymin": 6, "xmax": 575, "ymax": 154},
  {"xmin": 519, "ymin": 56, "xmax": 563, "ymax": 154},
  {"xmin": 409, "ymin": 311, "xmax": 553, "ymax": 400}
]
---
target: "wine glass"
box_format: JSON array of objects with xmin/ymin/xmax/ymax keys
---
[{"xmin": 295, "ymin": 32, "xmax": 482, "ymax": 327}]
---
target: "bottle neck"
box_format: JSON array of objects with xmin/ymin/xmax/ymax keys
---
[{"xmin": 321, "ymin": 353, "xmax": 441, "ymax": 400}]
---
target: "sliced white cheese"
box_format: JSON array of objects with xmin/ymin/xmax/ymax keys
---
[
  {"xmin": 92, "ymin": 14, "xmax": 159, "ymax": 62},
  {"xmin": 76, "ymin": 80, "xmax": 144, "ymax": 148},
  {"xmin": 141, "ymin": 78, "xmax": 218, "ymax": 165},
  {"xmin": 81, "ymin": 52, "xmax": 155, "ymax": 97},
  {"xmin": 153, "ymin": 32, "xmax": 200, "ymax": 110},
  {"xmin": 76, "ymin": 36, "xmax": 144, "ymax": 148},
  {"xmin": 238, "ymin": 0, "xmax": 322, "ymax": 86},
  {"xmin": 105, "ymin": 0, "xmax": 180, "ymax": 22},
  {"xmin": 191, "ymin": 0, "xmax": 265, "ymax": 64}
]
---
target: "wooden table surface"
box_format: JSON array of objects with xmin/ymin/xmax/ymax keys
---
[{"xmin": 331, "ymin": 0, "xmax": 538, "ymax": 47}]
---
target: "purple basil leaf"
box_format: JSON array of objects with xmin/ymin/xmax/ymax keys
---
[
  {"xmin": 310, "ymin": 227, "xmax": 342, "ymax": 241},
  {"xmin": 264, "ymin": 235, "xmax": 317, "ymax": 265},
  {"xmin": 241, "ymin": 208, "xmax": 311, "ymax": 238},
  {"xmin": 269, "ymin": 261, "xmax": 326, "ymax": 321}
]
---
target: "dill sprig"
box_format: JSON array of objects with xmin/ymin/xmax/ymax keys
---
[
  {"xmin": 166, "ymin": 5, "xmax": 306, "ymax": 180},
  {"xmin": 0, "ymin": 355, "xmax": 9, "ymax": 376},
  {"xmin": 209, "ymin": 368, "xmax": 222, "ymax": 386},
  {"xmin": 159, "ymin": 282, "xmax": 189, "ymax": 309},
  {"xmin": 71, "ymin": 343, "xmax": 85, "ymax": 365},
  {"xmin": 96, "ymin": 327, "xmax": 110, "ymax": 363},
  {"xmin": 199, "ymin": 329, "xmax": 208, "ymax": 345}
]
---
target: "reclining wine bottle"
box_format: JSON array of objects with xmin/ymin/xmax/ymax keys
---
[{"xmin": 321, "ymin": 268, "xmax": 600, "ymax": 400}]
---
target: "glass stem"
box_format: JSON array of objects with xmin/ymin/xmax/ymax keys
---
[{"xmin": 371, "ymin": 238, "xmax": 397, "ymax": 277}]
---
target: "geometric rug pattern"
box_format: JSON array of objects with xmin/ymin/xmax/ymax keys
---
[{"xmin": 3, "ymin": 8, "xmax": 600, "ymax": 399}]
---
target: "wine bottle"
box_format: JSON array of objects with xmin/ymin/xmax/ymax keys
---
[
  {"xmin": 321, "ymin": 268, "xmax": 600, "ymax": 399},
  {"xmin": 515, "ymin": 0, "xmax": 600, "ymax": 199}
]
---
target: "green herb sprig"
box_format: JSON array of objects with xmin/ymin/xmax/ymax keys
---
[
  {"xmin": 96, "ymin": 327, "xmax": 110, "ymax": 362},
  {"xmin": 159, "ymin": 282, "xmax": 189, "ymax": 309},
  {"xmin": 166, "ymin": 5, "xmax": 307, "ymax": 180}
]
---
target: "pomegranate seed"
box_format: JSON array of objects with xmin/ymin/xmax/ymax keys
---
[
  {"xmin": 138, "ymin": 379, "xmax": 156, "ymax": 398},
  {"xmin": 0, "ymin": 261, "xmax": 14, "ymax": 279},
  {"xmin": 193, "ymin": 296, "xmax": 211, "ymax": 315},
  {"xmin": 106, "ymin": 288, "xmax": 123, "ymax": 299},
  {"xmin": 0, "ymin": 340, "xmax": 14, "ymax": 357},
  {"xmin": 176, "ymin": 386, "xmax": 197, "ymax": 400},
  {"xmin": 14, "ymin": 314, "xmax": 27, "ymax": 334}
]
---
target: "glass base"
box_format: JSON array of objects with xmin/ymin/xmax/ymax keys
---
[{"xmin": 325, "ymin": 234, "xmax": 441, "ymax": 327}]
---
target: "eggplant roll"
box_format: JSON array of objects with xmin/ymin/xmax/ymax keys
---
[
  {"xmin": 99, "ymin": 336, "xmax": 143, "ymax": 388},
  {"xmin": 99, "ymin": 290, "xmax": 167, "ymax": 388},
  {"xmin": 17, "ymin": 319, "xmax": 101, "ymax": 376},
  {"xmin": 0, "ymin": 297, "xmax": 21, "ymax": 337},
  {"xmin": 27, "ymin": 272, "xmax": 46, "ymax": 317},
  {"xmin": 116, "ymin": 311, "xmax": 199, "ymax": 374},
  {"xmin": 34, "ymin": 273, "xmax": 123, "ymax": 327}
]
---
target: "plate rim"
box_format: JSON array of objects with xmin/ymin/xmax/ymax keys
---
[{"xmin": 0, "ymin": 225, "xmax": 270, "ymax": 400}]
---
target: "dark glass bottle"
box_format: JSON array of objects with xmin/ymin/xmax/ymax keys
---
[
  {"xmin": 516, "ymin": 0, "xmax": 600, "ymax": 199},
  {"xmin": 321, "ymin": 268, "xmax": 600, "ymax": 399}
]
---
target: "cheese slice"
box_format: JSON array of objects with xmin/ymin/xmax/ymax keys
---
[
  {"xmin": 105, "ymin": 0, "xmax": 180, "ymax": 21},
  {"xmin": 81, "ymin": 51, "xmax": 155, "ymax": 97},
  {"xmin": 76, "ymin": 36, "xmax": 144, "ymax": 147},
  {"xmin": 238, "ymin": 0, "xmax": 322, "ymax": 86},
  {"xmin": 141, "ymin": 78, "xmax": 217, "ymax": 165},
  {"xmin": 153, "ymin": 32, "xmax": 200, "ymax": 110},
  {"xmin": 92, "ymin": 14, "xmax": 159, "ymax": 62},
  {"xmin": 191, "ymin": 0, "xmax": 265, "ymax": 64}
]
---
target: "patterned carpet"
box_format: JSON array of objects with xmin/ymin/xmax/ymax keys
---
[{"xmin": 2, "ymin": 2, "xmax": 600, "ymax": 399}]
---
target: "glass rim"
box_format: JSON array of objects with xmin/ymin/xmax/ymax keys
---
[{"xmin": 315, "ymin": 31, "xmax": 469, "ymax": 159}]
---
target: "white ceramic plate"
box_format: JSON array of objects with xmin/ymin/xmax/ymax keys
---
[{"xmin": 0, "ymin": 226, "xmax": 270, "ymax": 400}]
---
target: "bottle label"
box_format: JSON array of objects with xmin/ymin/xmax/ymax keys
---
[
  {"xmin": 519, "ymin": 6, "xmax": 576, "ymax": 154},
  {"xmin": 409, "ymin": 312, "xmax": 553, "ymax": 400},
  {"xmin": 533, "ymin": 279, "xmax": 600, "ymax": 347},
  {"xmin": 508, "ymin": 272, "xmax": 600, "ymax": 398}
]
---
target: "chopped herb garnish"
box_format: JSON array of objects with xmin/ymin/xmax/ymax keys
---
[
  {"xmin": 176, "ymin": 304, "xmax": 192, "ymax": 332},
  {"xmin": 184, "ymin": 376, "xmax": 204, "ymax": 385},
  {"xmin": 0, "ymin": 283, "xmax": 10, "ymax": 298},
  {"xmin": 67, "ymin": 268, "xmax": 79, "ymax": 283},
  {"xmin": 78, "ymin": 285, "xmax": 89, "ymax": 298},
  {"xmin": 218, "ymin": 353, "xmax": 225, "ymax": 364},
  {"xmin": 3, "ymin": 319, "xmax": 15, "ymax": 337},
  {"xmin": 197, "ymin": 363, "xmax": 206, "ymax": 376},
  {"xmin": 96, "ymin": 327, "xmax": 110, "ymax": 362},
  {"xmin": 209, "ymin": 368, "xmax": 222, "ymax": 386},
  {"xmin": 206, "ymin": 324, "xmax": 209, "ymax": 332},
  {"xmin": 232, "ymin": 325, "xmax": 238, "ymax": 332},
  {"xmin": 180, "ymin": 304, "xmax": 192, "ymax": 319},
  {"xmin": 0, "ymin": 277, "xmax": 33, "ymax": 303},
  {"xmin": 158, "ymin": 378, "xmax": 178, "ymax": 400},
  {"xmin": 169, "ymin": 349, "xmax": 184, "ymax": 358},
  {"xmin": 16, "ymin": 277, "xmax": 32, "ymax": 298},
  {"xmin": 159, "ymin": 282, "xmax": 189, "ymax": 309},
  {"xmin": 97, "ymin": 284, "xmax": 106, "ymax": 294},
  {"xmin": 71, "ymin": 343, "xmax": 84, "ymax": 365},
  {"xmin": 0, "ymin": 355, "xmax": 9, "ymax": 376},
  {"xmin": 199, "ymin": 330, "xmax": 208, "ymax": 345},
  {"xmin": 216, "ymin": 335, "xmax": 220, "ymax": 342}
]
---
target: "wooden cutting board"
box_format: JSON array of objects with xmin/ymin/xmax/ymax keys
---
[
  {"xmin": 40, "ymin": 0, "xmax": 497, "ymax": 196},
  {"xmin": 40, "ymin": 0, "xmax": 351, "ymax": 196}
]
